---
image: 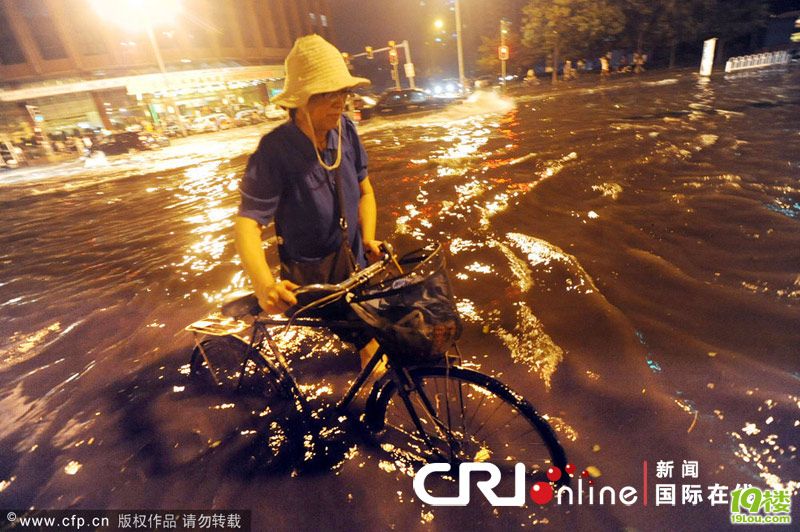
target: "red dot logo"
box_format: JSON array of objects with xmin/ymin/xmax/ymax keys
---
[
  {"xmin": 530, "ymin": 481, "xmax": 554, "ymax": 505},
  {"xmin": 546, "ymin": 466, "xmax": 562, "ymax": 482}
]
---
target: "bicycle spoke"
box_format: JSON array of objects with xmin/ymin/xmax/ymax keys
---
[
  {"xmin": 465, "ymin": 387, "xmax": 488, "ymax": 430},
  {"xmin": 374, "ymin": 367, "xmax": 566, "ymax": 472},
  {"xmin": 470, "ymin": 397, "xmax": 506, "ymax": 440},
  {"xmin": 456, "ymin": 375, "xmax": 467, "ymax": 436}
]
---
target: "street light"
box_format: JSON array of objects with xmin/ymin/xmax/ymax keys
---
[
  {"xmin": 454, "ymin": 0, "xmax": 466, "ymax": 91},
  {"xmin": 90, "ymin": 0, "xmax": 185, "ymax": 131},
  {"xmin": 432, "ymin": 5, "xmax": 465, "ymax": 89},
  {"xmin": 89, "ymin": 0, "xmax": 181, "ymax": 33}
]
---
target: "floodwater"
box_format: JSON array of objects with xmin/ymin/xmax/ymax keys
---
[{"xmin": 1, "ymin": 69, "xmax": 798, "ymax": 531}]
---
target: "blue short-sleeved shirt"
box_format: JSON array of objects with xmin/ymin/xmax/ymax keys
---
[{"xmin": 238, "ymin": 116, "xmax": 368, "ymax": 267}]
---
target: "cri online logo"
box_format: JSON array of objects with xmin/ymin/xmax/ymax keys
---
[{"xmin": 414, "ymin": 462, "xmax": 637, "ymax": 507}]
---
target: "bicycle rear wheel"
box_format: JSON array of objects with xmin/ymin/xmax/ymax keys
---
[
  {"xmin": 367, "ymin": 366, "xmax": 567, "ymax": 479},
  {"xmin": 189, "ymin": 336, "xmax": 279, "ymax": 394}
]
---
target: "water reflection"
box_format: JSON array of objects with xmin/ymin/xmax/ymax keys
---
[{"xmin": 1, "ymin": 72, "xmax": 799, "ymax": 527}]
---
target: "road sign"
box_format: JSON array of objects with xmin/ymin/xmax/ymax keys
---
[
  {"xmin": 699, "ymin": 37, "xmax": 717, "ymax": 77},
  {"xmin": 404, "ymin": 62, "xmax": 415, "ymax": 79}
]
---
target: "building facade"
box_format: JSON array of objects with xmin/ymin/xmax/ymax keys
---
[{"xmin": 0, "ymin": 0, "xmax": 332, "ymax": 144}]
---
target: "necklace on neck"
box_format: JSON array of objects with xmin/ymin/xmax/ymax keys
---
[{"xmin": 304, "ymin": 112, "xmax": 342, "ymax": 171}]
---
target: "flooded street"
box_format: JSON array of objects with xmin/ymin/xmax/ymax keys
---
[{"xmin": 1, "ymin": 69, "xmax": 799, "ymax": 530}]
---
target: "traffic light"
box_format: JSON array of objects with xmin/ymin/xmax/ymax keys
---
[
  {"xmin": 342, "ymin": 52, "xmax": 352, "ymax": 69},
  {"xmin": 388, "ymin": 41, "xmax": 398, "ymax": 66},
  {"xmin": 365, "ymin": 46, "xmax": 373, "ymax": 59},
  {"xmin": 498, "ymin": 45, "xmax": 509, "ymax": 61}
]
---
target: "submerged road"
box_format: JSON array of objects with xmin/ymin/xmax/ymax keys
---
[{"xmin": 1, "ymin": 69, "xmax": 799, "ymax": 530}]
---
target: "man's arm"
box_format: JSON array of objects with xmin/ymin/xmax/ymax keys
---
[
  {"xmin": 358, "ymin": 176, "xmax": 381, "ymax": 259},
  {"xmin": 234, "ymin": 215, "xmax": 297, "ymax": 312}
]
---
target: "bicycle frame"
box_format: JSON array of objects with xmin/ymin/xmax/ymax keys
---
[
  {"xmin": 188, "ymin": 309, "xmax": 457, "ymax": 460},
  {"xmin": 242, "ymin": 315, "xmax": 382, "ymax": 415}
]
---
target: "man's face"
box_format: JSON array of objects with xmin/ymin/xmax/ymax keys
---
[{"xmin": 304, "ymin": 89, "xmax": 351, "ymax": 133}]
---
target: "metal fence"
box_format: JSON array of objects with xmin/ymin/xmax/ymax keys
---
[{"xmin": 725, "ymin": 51, "xmax": 790, "ymax": 73}]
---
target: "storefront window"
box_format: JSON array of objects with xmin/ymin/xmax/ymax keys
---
[
  {"xmin": 20, "ymin": 0, "xmax": 68, "ymax": 60},
  {"xmin": 0, "ymin": 4, "xmax": 26, "ymax": 64}
]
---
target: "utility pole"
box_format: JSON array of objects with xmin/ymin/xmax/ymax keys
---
[
  {"xmin": 388, "ymin": 41, "xmax": 401, "ymax": 90},
  {"xmin": 402, "ymin": 40, "xmax": 416, "ymax": 89},
  {"xmin": 145, "ymin": 22, "xmax": 185, "ymax": 134},
  {"xmin": 454, "ymin": 0, "xmax": 466, "ymax": 91},
  {"xmin": 500, "ymin": 19, "xmax": 509, "ymax": 93}
]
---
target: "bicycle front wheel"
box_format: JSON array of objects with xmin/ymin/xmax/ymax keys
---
[{"xmin": 369, "ymin": 366, "xmax": 567, "ymax": 478}]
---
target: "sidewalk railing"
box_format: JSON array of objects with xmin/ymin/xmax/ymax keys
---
[{"xmin": 725, "ymin": 51, "xmax": 790, "ymax": 73}]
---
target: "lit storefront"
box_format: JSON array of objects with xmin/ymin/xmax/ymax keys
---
[
  {"xmin": 0, "ymin": 0, "xmax": 334, "ymax": 159},
  {"xmin": 0, "ymin": 65, "xmax": 284, "ymax": 141}
]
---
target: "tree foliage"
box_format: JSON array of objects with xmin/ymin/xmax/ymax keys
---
[
  {"xmin": 618, "ymin": 0, "xmax": 713, "ymax": 66},
  {"xmin": 620, "ymin": 0, "xmax": 689, "ymax": 49},
  {"xmin": 521, "ymin": 0, "xmax": 626, "ymax": 60},
  {"xmin": 496, "ymin": 0, "xmax": 781, "ymax": 75},
  {"xmin": 707, "ymin": 0, "xmax": 772, "ymax": 40}
]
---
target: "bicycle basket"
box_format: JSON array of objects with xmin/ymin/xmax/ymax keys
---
[{"xmin": 349, "ymin": 244, "xmax": 462, "ymax": 364}]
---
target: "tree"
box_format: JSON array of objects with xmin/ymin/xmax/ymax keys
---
[
  {"xmin": 521, "ymin": 0, "xmax": 625, "ymax": 83},
  {"xmin": 620, "ymin": 0, "xmax": 713, "ymax": 68},
  {"xmin": 705, "ymin": 0, "xmax": 771, "ymax": 64},
  {"xmin": 655, "ymin": 0, "xmax": 714, "ymax": 68}
]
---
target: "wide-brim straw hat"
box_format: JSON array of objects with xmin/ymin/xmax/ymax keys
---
[{"xmin": 272, "ymin": 34, "xmax": 371, "ymax": 109}]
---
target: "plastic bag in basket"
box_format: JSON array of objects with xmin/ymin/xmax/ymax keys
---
[{"xmin": 350, "ymin": 245, "xmax": 462, "ymax": 363}]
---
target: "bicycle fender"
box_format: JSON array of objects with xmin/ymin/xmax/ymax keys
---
[{"xmin": 364, "ymin": 377, "xmax": 396, "ymax": 432}]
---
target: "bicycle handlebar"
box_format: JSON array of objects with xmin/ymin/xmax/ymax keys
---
[
  {"xmin": 288, "ymin": 244, "xmax": 396, "ymax": 317},
  {"xmin": 221, "ymin": 243, "xmax": 397, "ymax": 320}
]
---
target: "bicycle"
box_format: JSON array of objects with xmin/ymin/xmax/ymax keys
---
[{"xmin": 186, "ymin": 243, "xmax": 568, "ymax": 480}]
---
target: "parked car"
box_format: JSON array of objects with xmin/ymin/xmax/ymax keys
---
[
  {"xmin": 93, "ymin": 131, "xmax": 153, "ymax": 155},
  {"xmin": 375, "ymin": 88, "xmax": 446, "ymax": 114},
  {"xmin": 163, "ymin": 120, "xmax": 189, "ymax": 137},
  {"xmin": 263, "ymin": 104, "xmax": 286, "ymax": 120},
  {"xmin": 143, "ymin": 133, "xmax": 170, "ymax": 149},
  {"xmin": 190, "ymin": 113, "xmax": 232, "ymax": 133},
  {"xmin": 234, "ymin": 109, "xmax": 264, "ymax": 126}
]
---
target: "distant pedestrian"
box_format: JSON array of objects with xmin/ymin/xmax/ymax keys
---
[
  {"xmin": 70, "ymin": 136, "xmax": 83, "ymax": 155},
  {"xmin": 564, "ymin": 60, "xmax": 574, "ymax": 81},
  {"xmin": 634, "ymin": 52, "xmax": 646, "ymax": 74},
  {"xmin": 600, "ymin": 55, "xmax": 610, "ymax": 80},
  {"xmin": 81, "ymin": 135, "xmax": 93, "ymax": 156}
]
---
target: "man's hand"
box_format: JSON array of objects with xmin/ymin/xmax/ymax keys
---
[
  {"xmin": 255, "ymin": 280, "xmax": 299, "ymax": 314},
  {"xmin": 364, "ymin": 239, "xmax": 383, "ymax": 264}
]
